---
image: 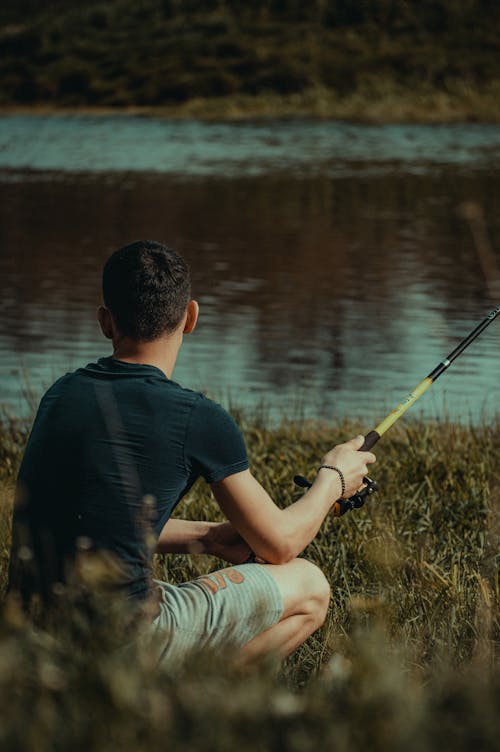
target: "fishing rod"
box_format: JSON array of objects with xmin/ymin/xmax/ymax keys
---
[{"xmin": 294, "ymin": 305, "xmax": 500, "ymax": 517}]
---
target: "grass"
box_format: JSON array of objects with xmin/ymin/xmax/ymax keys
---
[
  {"xmin": 2, "ymin": 0, "xmax": 500, "ymax": 122},
  {"xmin": 7, "ymin": 79, "xmax": 500, "ymax": 124},
  {"xmin": 0, "ymin": 413, "xmax": 498, "ymax": 749}
]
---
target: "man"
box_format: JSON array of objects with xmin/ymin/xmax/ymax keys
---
[{"xmin": 8, "ymin": 240, "xmax": 375, "ymax": 666}]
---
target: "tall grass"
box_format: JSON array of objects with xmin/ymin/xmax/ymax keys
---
[
  {"xmin": 0, "ymin": 414, "xmax": 498, "ymax": 750},
  {"xmin": 1, "ymin": 0, "xmax": 500, "ymax": 121}
]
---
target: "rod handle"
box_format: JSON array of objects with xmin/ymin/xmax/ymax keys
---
[{"xmin": 360, "ymin": 430, "xmax": 380, "ymax": 451}]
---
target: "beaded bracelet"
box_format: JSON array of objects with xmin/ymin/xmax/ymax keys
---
[{"xmin": 318, "ymin": 465, "xmax": 346, "ymax": 498}]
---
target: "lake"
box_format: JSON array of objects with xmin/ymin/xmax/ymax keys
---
[{"xmin": 0, "ymin": 115, "xmax": 499, "ymax": 427}]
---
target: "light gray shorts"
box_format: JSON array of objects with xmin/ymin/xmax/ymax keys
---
[{"xmin": 148, "ymin": 563, "xmax": 284, "ymax": 668}]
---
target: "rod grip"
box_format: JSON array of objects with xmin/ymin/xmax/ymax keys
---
[
  {"xmin": 360, "ymin": 430, "xmax": 380, "ymax": 451},
  {"xmin": 331, "ymin": 432, "xmax": 379, "ymax": 513}
]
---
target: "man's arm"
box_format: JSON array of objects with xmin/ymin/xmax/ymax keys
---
[
  {"xmin": 211, "ymin": 435, "xmax": 376, "ymax": 565},
  {"xmin": 156, "ymin": 518, "xmax": 252, "ymax": 563}
]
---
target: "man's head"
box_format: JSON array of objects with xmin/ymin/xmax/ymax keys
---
[{"xmin": 100, "ymin": 241, "xmax": 192, "ymax": 341}]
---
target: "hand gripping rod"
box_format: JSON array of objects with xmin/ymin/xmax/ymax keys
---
[{"xmin": 294, "ymin": 305, "xmax": 500, "ymax": 516}]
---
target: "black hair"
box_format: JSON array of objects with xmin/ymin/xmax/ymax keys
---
[{"xmin": 102, "ymin": 241, "xmax": 191, "ymax": 341}]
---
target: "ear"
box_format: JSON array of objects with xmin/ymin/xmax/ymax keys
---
[
  {"xmin": 183, "ymin": 300, "xmax": 199, "ymax": 335},
  {"xmin": 97, "ymin": 306, "xmax": 114, "ymax": 340}
]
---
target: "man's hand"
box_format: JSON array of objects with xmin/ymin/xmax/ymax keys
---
[
  {"xmin": 319, "ymin": 435, "xmax": 376, "ymax": 498},
  {"xmin": 156, "ymin": 518, "xmax": 252, "ymax": 561},
  {"xmin": 205, "ymin": 521, "xmax": 253, "ymax": 564}
]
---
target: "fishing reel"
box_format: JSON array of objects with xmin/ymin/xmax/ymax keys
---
[{"xmin": 294, "ymin": 474, "xmax": 379, "ymax": 516}]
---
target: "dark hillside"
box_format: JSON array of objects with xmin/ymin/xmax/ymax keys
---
[{"xmin": 1, "ymin": 1, "xmax": 500, "ymax": 119}]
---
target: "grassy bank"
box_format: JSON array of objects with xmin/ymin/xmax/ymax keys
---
[
  {"xmin": 0, "ymin": 414, "xmax": 498, "ymax": 749},
  {"xmin": 1, "ymin": 0, "xmax": 500, "ymax": 122}
]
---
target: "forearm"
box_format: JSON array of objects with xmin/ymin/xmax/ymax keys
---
[
  {"xmin": 213, "ymin": 469, "xmax": 342, "ymax": 565},
  {"xmin": 156, "ymin": 518, "xmax": 217, "ymax": 555},
  {"xmin": 278, "ymin": 470, "xmax": 343, "ymax": 559},
  {"xmin": 212, "ymin": 438, "xmax": 375, "ymax": 565}
]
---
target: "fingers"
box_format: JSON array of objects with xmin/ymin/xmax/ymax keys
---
[
  {"xmin": 344, "ymin": 434, "xmax": 376, "ymax": 464},
  {"xmin": 345, "ymin": 434, "xmax": 365, "ymax": 450}
]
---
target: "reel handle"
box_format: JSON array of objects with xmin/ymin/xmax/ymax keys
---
[{"xmin": 293, "ymin": 473, "xmax": 379, "ymax": 517}]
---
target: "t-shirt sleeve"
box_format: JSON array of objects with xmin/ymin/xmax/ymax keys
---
[{"xmin": 185, "ymin": 396, "xmax": 249, "ymax": 484}]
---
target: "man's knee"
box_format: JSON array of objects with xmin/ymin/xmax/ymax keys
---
[
  {"xmin": 263, "ymin": 558, "xmax": 331, "ymax": 625},
  {"xmin": 299, "ymin": 559, "xmax": 331, "ymax": 625}
]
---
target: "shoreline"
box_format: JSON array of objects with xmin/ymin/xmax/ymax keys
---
[{"xmin": 2, "ymin": 88, "xmax": 500, "ymax": 124}]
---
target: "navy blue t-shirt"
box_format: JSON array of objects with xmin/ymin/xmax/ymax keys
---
[{"xmin": 8, "ymin": 357, "xmax": 249, "ymax": 603}]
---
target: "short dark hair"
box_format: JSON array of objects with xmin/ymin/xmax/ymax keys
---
[{"xmin": 102, "ymin": 241, "xmax": 191, "ymax": 341}]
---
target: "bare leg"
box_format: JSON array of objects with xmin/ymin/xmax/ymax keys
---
[{"xmin": 239, "ymin": 558, "xmax": 330, "ymax": 663}]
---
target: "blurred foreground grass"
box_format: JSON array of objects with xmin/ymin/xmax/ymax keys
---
[{"xmin": 0, "ymin": 414, "xmax": 498, "ymax": 750}]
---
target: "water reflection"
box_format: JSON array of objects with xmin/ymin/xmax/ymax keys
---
[{"xmin": 1, "ymin": 156, "xmax": 499, "ymax": 423}]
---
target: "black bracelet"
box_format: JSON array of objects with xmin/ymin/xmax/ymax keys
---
[{"xmin": 318, "ymin": 465, "xmax": 346, "ymax": 497}]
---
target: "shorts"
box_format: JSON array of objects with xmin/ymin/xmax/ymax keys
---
[{"xmin": 148, "ymin": 563, "xmax": 284, "ymax": 668}]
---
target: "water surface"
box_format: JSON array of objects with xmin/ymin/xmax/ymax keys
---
[{"xmin": 1, "ymin": 115, "xmax": 499, "ymax": 426}]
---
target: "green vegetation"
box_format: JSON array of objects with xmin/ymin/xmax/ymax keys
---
[
  {"xmin": 0, "ymin": 413, "xmax": 498, "ymax": 749},
  {"xmin": 1, "ymin": 0, "xmax": 500, "ymax": 120}
]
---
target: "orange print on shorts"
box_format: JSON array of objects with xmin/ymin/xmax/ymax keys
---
[
  {"xmin": 197, "ymin": 568, "xmax": 245, "ymax": 594},
  {"xmin": 226, "ymin": 569, "xmax": 245, "ymax": 584}
]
